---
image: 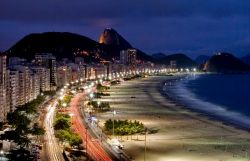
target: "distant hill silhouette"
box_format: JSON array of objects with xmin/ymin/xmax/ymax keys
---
[
  {"xmin": 155, "ymin": 53, "xmax": 197, "ymax": 68},
  {"xmin": 5, "ymin": 30, "xmax": 152, "ymax": 63},
  {"xmin": 204, "ymin": 53, "xmax": 250, "ymax": 72},
  {"xmin": 241, "ymin": 54, "xmax": 250, "ymax": 66},
  {"xmin": 6, "ymin": 32, "xmax": 99, "ymax": 62},
  {"xmin": 151, "ymin": 53, "xmax": 166, "ymax": 59},
  {"xmin": 195, "ymin": 55, "xmax": 210, "ymax": 65}
]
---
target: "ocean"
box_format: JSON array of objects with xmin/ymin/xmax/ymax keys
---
[{"xmin": 164, "ymin": 73, "xmax": 250, "ymax": 130}]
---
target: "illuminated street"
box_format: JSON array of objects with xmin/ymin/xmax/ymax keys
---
[
  {"xmin": 44, "ymin": 100, "xmax": 64, "ymax": 161},
  {"xmin": 70, "ymin": 93, "xmax": 113, "ymax": 161}
]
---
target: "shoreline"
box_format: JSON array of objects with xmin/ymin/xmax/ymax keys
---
[
  {"xmin": 163, "ymin": 74, "xmax": 250, "ymax": 132},
  {"xmin": 96, "ymin": 75, "xmax": 250, "ymax": 161}
]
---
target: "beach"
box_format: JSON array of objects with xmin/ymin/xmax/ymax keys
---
[{"xmin": 95, "ymin": 75, "xmax": 250, "ymax": 161}]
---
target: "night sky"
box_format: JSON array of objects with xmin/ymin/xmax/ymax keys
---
[{"xmin": 1, "ymin": 0, "xmax": 250, "ymax": 58}]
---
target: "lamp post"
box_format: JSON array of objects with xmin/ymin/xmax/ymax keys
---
[{"xmin": 112, "ymin": 110, "xmax": 116, "ymax": 138}]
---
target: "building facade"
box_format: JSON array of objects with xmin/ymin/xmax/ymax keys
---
[
  {"xmin": 0, "ymin": 55, "xmax": 8, "ymax": 121},
  {"xmin": 32, "ymin": 66, "xmax": 51, "ymax": 92},
  {"xmin": 35, "ymin": 53, "xmax": 57, "ymax": 90}
]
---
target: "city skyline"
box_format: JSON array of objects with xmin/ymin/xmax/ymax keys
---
[{"xmin": 1, "ymin": 1, "xmax": 250, "ymax": 58}]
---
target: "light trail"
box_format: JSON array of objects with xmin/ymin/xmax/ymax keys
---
[
  {"xmin": 70, "ymin": 93, "xmax": 113, "ymax": 161},
  {"xmin": 44, "ymin": 100, "xmax": 64, "ymax": 161}
]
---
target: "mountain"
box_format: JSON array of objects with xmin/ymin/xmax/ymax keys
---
[
  {"xmin": 241, "ymin": 54, "xmax": 250, "ymax": 66},
  {"xmin": 155, "ymin": 53, "xmax": 197, "ymax": 68},
  {"xmin": 99, "ymin": 28, "xmax": 152, "ymax": 61},
  {"xmin": 99, "ymin": 28, "xmax": 132, "ymax": 49},
  {"xmin": 195, "ymin": 55, "xmax": 210, "ymax": 64},
  {"xmin": 6, "ymin": 29, "xmax": 152, "ymax": 63},
  {"xmin": 6, "ymin": 32, "xmax": 99, "ymax": 62},
  {"xmin": 204, "ymin": 52, "xmax": 250, "ymax": 72},
  {"xmin": 151, "ymin": 53, "xmax": 166, "ymax": 59}
]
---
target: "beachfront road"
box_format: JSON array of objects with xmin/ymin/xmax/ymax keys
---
[
  {"xmin": 70, "ymin": 93, "xmax": 113, "ymax": 161},
  {"xmin": 44, "ymin": 100, "xmax": 64, "ymax": 161}
]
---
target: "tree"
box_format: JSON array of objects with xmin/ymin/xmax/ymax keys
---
[
  {"xmin": 7, "ymin": 112, "xmax": 31, "ymax": 134},
  {"xmin": 31, "ymin": 123, "xmax": 45, "ymax": 136},
  {"xmin": 55, "ymin": 130, "xmax": 71, "ymax": 142},
  {"xmin": 104, "ymin": 119, "xmax": 144, "ymax": 135},
  {"xmin": 70, "ymin": 134, "xmax": 82, "ymax": 148},
  {"xmin": 6, "ymin": 147, "xmax": 34, "ymax": 161},
  {"xmin": 54, "ymin": 117, "xmax": 71, "ymax": 130},
  {"xmin": 0, "ymin": 94, "xmax": 46, "ymax": 159},
  {"xmin": 96, "ymin": 83, "xmax": 109, "ymax": 92},
  {"xmin": 15, "ymin": 95, "xmax": 45, "ymax": 114},
  {"xmin": 0, "ymin": 121, "xmax": 4, "ymax": 130}
]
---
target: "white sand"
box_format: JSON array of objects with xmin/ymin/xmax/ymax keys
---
[{"xmin": 95, "ymin": 76, "xmax": 250, "ymax": 161}]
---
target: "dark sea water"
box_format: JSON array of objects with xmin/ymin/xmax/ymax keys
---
[{"xmin": 164, "ymin": 74, "xmax": 250, "ymax": 130}]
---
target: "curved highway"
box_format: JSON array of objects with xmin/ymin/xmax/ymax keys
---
[
  {"xmin": 44, "ymin": 100, "xmax": 64, "ymax": 161},
  {"xmin": 70, "ymin": 93, "xmax": 113, "ymax": 161}
]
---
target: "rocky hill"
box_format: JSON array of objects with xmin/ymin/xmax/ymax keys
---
[
  {"xmin": 241, "ymin": 54, "xmax": 250, "ymax": 66},
  {"xmin": 5, "ymin": 30, "xmax": 152, "ymax": 62},
  {"xmin": 195, "ymin": 55, "xmax": 210, "ymax": 65},
  {"xmin": 154, "ymin": 53, "xmax": 197, "ymax": 68},
  {"xmin": 98, "ymin": 28, "xmax": 152, "ymax": 61},
  {"xmin": 151, "ymin": 53, "xmax": 166, "ymax": 59},
  {"xmin": 6, "ymin": 32, "xmax": 99, "ymax": 62},
  {"xmin": 99, "ymin": 28, "xmax": 132, "ymax": 49},
  {"xmin": 204, "ymin": 53, "xmax": 250, "ymax": 72}
]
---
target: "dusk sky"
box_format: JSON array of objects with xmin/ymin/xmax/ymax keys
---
[{"xmin": 1, "ymin": 0, "xmax": 250, "ymax": 58}]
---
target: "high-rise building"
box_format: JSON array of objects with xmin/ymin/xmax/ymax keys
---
[
  {"xmin": 94, "ymin": 64, "xmax": 107, "ymax": 79},
  {"xmin": 9, "ymin": 57, "xmax": 27, "ymax": 66},
  {"xmin": 11, "ymin": 65, "xmax": 41, "ymax": 106},
  {"xmin": 86, "ymin": 66, "xmax": 96, "ymax": 80},
  {"xmin": 170, "ymin": 60, "xmax": 177, "ymax": 69},
  {"xmin": 32, "ymin": 66, "xmax": 51, "ymax": 92},
  {"xmin": 18, "ymin": 72, "xmax": 26, "ymax": 106},
  {"xmin": 9, "ymin": 70, "xmax": 19, "ymax": 112},
  {"xmin": 120, "ymin": 49, "xmax": 137, "ymax": 65},
  {"xmin": 35, "ymin": 53, "xmax": 57, "ymax": 89},
  {"xmin": 75, "ymin": 57, "xmax": 85, "ymax": 65},
  {"xmin": 57, "ymin": 65, "xmax": 71, "ymax": 88},
  {"xmin": 0, "ymin": 55, "xmax": 8, "ymax": 121},
  {"xmin": 12, "ymin": 65, "xmax": 31, "ymax": 104},
  {"xmin": 30, "ymin": 73, "xmax": 40, "ymax": 100},
  {"xmin": 0, "ymin": 55, "xmax": 44, "ymax": 120}
]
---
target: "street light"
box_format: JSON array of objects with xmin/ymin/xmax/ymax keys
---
[
  {"xmin": 113, "ymin": 110, "xmax": 116, "ymax": 138},
  {"xmin": 0, "ymin": 150, "xmax": 3, "ymax": 161},
  {"xmin": 89, "ymin": 93, "xmax": 94, "ymax": 99},
  {"xmin": 62, "ymin": 103, "xmax": 67, "ymax": 108}
]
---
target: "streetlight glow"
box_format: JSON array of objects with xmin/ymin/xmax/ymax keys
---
[
  {"xmin": 89, "ymin": 93, "xmax": 94, "ymax": 98},
  {"xmin": 62, "ymin": 103, "xmax": 67, "ymax": 107}
]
